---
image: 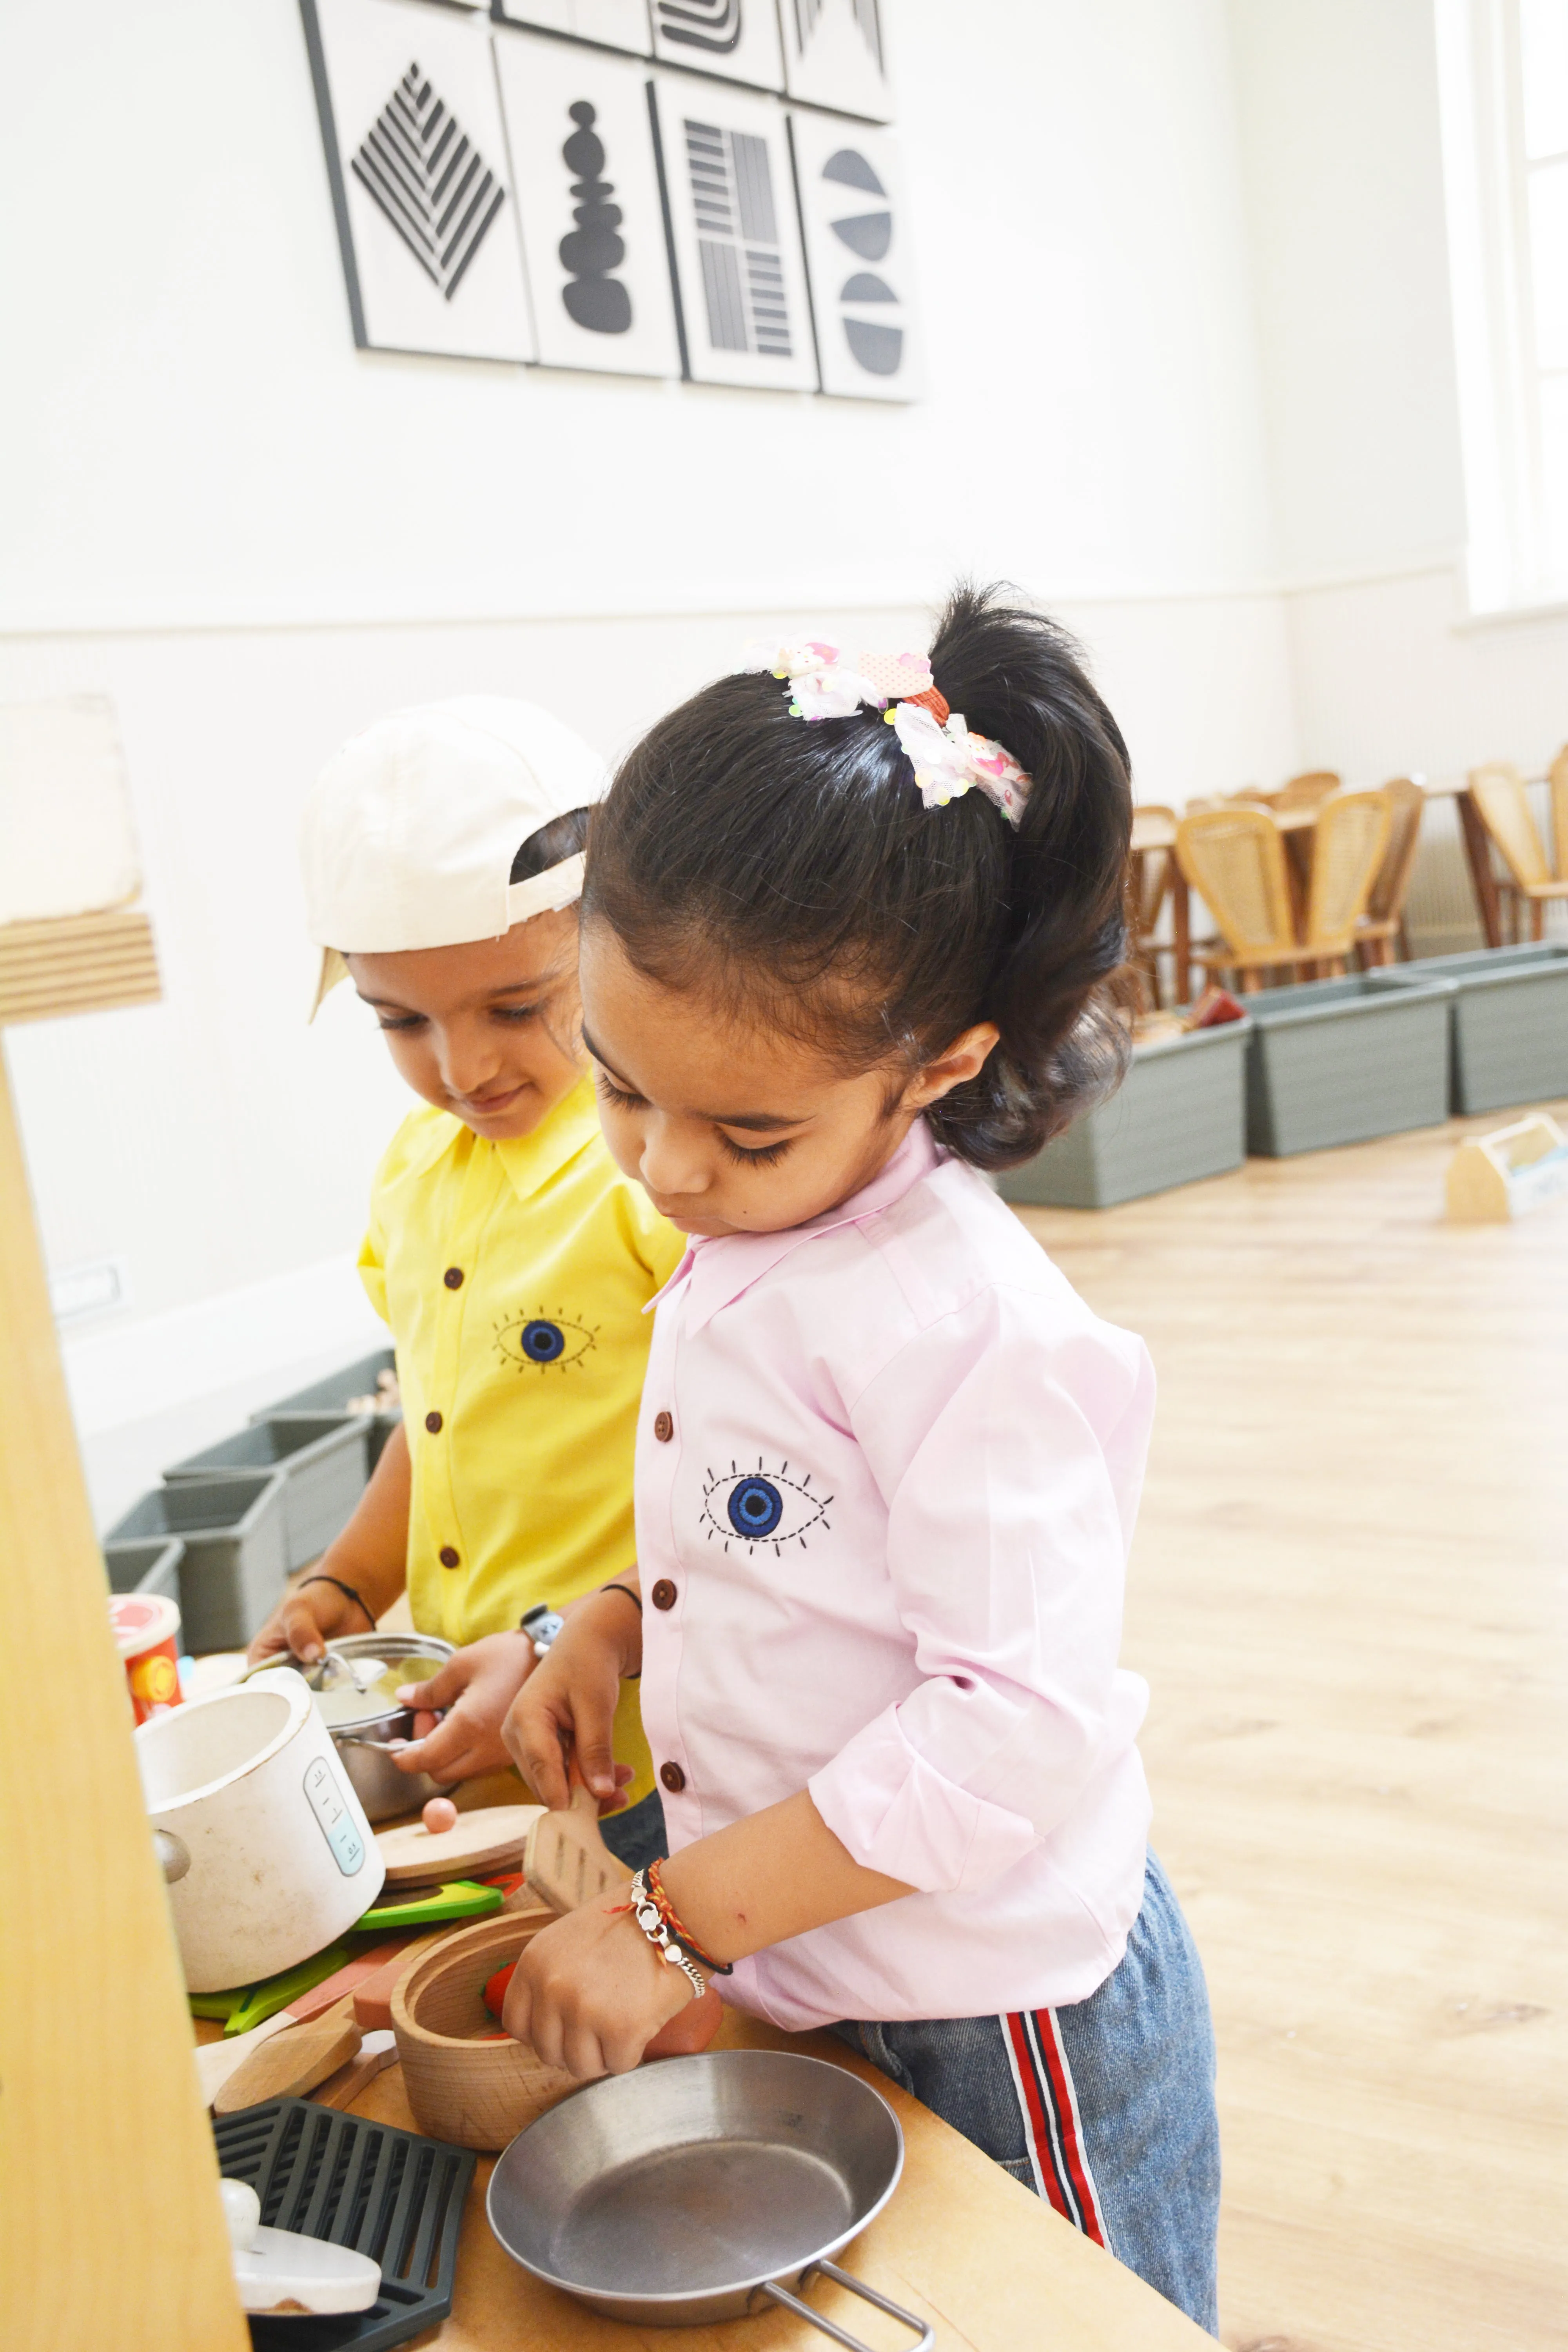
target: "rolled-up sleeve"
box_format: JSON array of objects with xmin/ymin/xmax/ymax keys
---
[{"xmin": 808, "ymin": 1285, "xmax": 1154, "ymax": 1896}]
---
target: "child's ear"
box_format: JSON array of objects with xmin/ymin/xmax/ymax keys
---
[{"xmin": 903, "ymin": 1022, "xmax": 1000, "ymax": 1111}]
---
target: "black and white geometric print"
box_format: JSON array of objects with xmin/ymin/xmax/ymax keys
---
[
  {"xmin": 491, "ymin": 0, "xmax": 651, "ymax": 54},
  {"xmin": 492, "ymin": 31, "xmax": 681, "ymax": 377},
  {"xmin": 652, "ymin": 80, "xmax": 817, "ymax": 390},
  {"xmin": 701, "ymin": 1459, "xmax": 834, "ymax": 1555},
  {"xmin": 650, "ymin": 0, "xmax": 785, "ymax": 94},
  {"xmin": 789, "ymin": 112, "xmax": 920, "ymax": 400},
  {"xmin": 303, "ymin": 0, "xmax": 535, "ymax": 361},
  {"xmin": 780, "ymin": 0, "xmax": 894, "ymax": 123},
  {"xmin": 351, "ymin": 63, "xmax": 506, "ymax": 301}
]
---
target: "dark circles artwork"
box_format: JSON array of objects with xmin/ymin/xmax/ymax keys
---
[
  {"xmin": 824, "ymin": 148, "xmax": 901, "ymax": 377},
  {"xmin": 559, "ymin": 100, "xmax": 632, "ymax": 335}
]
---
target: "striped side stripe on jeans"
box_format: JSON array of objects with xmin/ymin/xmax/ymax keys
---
[{"xmin": 1001, "ymin": 2006, "xmax": 1109, "ymax": 2245}]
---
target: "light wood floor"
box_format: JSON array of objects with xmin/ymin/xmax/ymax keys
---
[{"xmin": 1015, "ymin": 1107, "xmax": 1568, "ymax": 2352}]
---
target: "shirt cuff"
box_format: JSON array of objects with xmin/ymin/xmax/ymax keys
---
[{"xmin": 808, "ymin": 1702, "xmax": 1040, "ymax": 1896}]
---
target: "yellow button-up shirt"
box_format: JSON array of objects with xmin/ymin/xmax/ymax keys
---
[{"xmin": 358, "ymin": 1079, "xmax": 682, "ymax": 1804}]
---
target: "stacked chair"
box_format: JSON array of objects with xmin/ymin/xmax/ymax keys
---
[{"xmin": 1175, "ymin": 791, "xmax": 1393, "ymax": 991}]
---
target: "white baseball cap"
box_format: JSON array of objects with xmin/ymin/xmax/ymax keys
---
[{"xmin": 301, "ymin": 696, "xmax": 608, "ymax": 1015}]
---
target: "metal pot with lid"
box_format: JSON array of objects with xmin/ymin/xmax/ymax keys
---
[{"xmin": 313, "ymin": 1631, "xmax": 454, "ymax": 1821}]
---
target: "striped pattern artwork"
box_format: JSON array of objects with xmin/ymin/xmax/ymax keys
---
[
  {"xmin": 352, "ymin": 62, "xmax": 506, "ymax": 302},
  {"xmin": 657, "ymin": 0, "xmax": 743, "ymax": 54},
  {"xmin": 1001, "ymin": 2008, "xmax": 1110, "ymax": 2244},
  {"xmin": 793, "ymin": 0, "xmax": 884, "ymax": 72},
  {"xmin": 684, "ymin": 120, "xmax": 791, "ymax": 358}
]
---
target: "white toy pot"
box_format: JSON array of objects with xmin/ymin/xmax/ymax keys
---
[{"xmin": 136, "ymin": 1668, "xmax": 385, "ymax": 1992}]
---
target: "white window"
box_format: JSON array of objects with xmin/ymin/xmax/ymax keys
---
[{"xmin": 1437, "ymin": 0, "xmax": 1568, "ymax": 608}]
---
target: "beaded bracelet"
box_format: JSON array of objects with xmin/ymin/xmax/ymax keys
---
[
  {"xmin": 645, "ymin": 1856, "xmax": 733, "ymax": 1976},
  {"xmin": 627, "ymin": 1870, "xmax": 708, "ymax": 2002}
]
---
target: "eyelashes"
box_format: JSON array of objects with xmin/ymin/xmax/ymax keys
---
[{"xmin": 594, "ymin": 1070, "xmax": 793, "ymax": 1167}]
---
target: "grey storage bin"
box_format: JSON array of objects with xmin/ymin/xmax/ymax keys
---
[
  {"xmin": 252, "ymin": 1347, "xmax": 400, "ymax": 1469},
  {"xmin": 163, "ymin": 1416, "xmax": 370, "ymax": 1573},
  {"xmin": 1370, "ymin": 943, "xmax": 1568, "ymax": 1114},
  {"xmin": 104, "ymin": 1472, "xmax": 287, "ymax": 1654},
  {"xmin": 102, "ymin": 1535, "xmax": 185, "ymax": 1603},
  {"xmin": 1243, "ymin": 973, "xmax": 1455, "ymax": 1156},
  {"xmin": 998, "ymin": 1017, "xmax": 1250, "ymax": 1209}
]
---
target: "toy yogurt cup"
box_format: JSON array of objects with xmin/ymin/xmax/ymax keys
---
[{"xmin": 110, "ymin": 1590, "xmax": 184, "ymax": 1724}]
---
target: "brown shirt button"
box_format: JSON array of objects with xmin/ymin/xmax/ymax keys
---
[
  {"xmin": 425, "ymin": 1410, "xmax": 443, "ymax": 1434},
  {"xmin": 651, "ymin": 1579, "xmax": 677, "ymax": 1611},
  {"xmin": 653, "ymin": 1411, "xmax": 674, "ymax": 1443},
  {"xmin": 443, "ymin": 1267, "xmax": 464, "ymax": 1289},
  {"xmin": 439, "ymin": 1546, "xmax": 460, "ymax": 1569},
  {"xmin": 659, "ymin": 1761, "xmax": 686, "ymax": 1794}
]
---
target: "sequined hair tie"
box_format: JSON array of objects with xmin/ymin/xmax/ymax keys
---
[{"xmin": 743, "ymin": 640, "xmax": 1031, "ymax": 827}]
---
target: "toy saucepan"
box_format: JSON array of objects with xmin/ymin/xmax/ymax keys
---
[{"xmin": 486, "ymin": 2048, "xmax": 933, "ymax": 2346}]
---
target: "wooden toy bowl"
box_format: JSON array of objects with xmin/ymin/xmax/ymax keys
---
[{"xmin": 391, "ymin": 1912, "xmax": 576, "ymax": 2152}]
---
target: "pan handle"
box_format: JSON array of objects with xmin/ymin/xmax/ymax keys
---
[{"xmin": 758, "ymin": 2259, "xmax": 934, "ymax": 2351}]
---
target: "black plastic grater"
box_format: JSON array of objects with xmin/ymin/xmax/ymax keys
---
[{"xmin": 212, "ymin": 2096, "xmax": 475, "ymax": 2351}]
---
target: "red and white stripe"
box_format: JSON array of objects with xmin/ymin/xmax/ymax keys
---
[{"xmin": 1001, "ymin": 2007, "xmax": 1109, "ymax": 2246}]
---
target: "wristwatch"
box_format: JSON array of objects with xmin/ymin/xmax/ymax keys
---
[{"xmin": 520, "ymin": 1601, "xmax": 565, "ymax": 1659}]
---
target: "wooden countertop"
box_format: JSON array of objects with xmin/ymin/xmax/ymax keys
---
[{"xmin": 203, "ymin": 2004, "xmax": 1210, "ymax": 2349}]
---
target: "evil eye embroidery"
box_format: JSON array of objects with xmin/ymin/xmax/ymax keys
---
[
  {"xmin": 701, "ymin": 1459, "xmax": 833, "ymax": 1555},
  {"xmin": 494, "ymin": 1309, "xmax": 597, "ymax": 1374}
]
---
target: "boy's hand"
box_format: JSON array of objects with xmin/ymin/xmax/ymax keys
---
[
  {"xmin": 247, "ymin": 1574, "xmax": 365, "ymax": 1667},
  {"xmin": 503, "ymin": 1891, "xmax": 695, "ymax": 2077},
  {"xmin": 392, "ymin": 1632, "xmax": 537, "ymax": 1786},
  {"xmin": 503, "ymin": 1584, "xmax": 641, "ymax": 1812}
]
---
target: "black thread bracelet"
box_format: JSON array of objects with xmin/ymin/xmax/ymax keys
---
[
  {"xmin": 601, "ymin": 1581, "xmax": 643, "ymax": 1614},
  {"xmin": 299, "ymin": 1574, "xmax": 376, "ymax": 1630}
]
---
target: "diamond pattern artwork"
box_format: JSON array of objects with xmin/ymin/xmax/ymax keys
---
[
  {"xmin": 352, "ymin": 63, "xmax": 506, "ymax": 301},
  {"xmin": 302, "ymin": 0, "xmax": 535, "ymax": 361}
]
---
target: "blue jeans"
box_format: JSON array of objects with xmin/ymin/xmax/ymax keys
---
[
  {"xmin": 599, "ymin": 1786, "xmax": 667, "ymax": 1873},
  {"xmin": 832, "ymin": 1853, "xmax": 1220, "ymax": 2334}
]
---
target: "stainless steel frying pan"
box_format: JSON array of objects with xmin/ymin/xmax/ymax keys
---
[{"xmin": 486, "ymin": 2049, "xmax": 934, "ymax": 2346}]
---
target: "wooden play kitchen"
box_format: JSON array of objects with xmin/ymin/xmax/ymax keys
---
[{"xmin": 1, "ymin": 903, "xmax": 1206, "ymax": 2342}]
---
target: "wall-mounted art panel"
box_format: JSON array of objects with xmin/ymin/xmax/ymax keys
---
[
  {"xmin": 494, "ymin": 32, "xmax": 680, "ymax": 375},
  {"xmin": 789, "ymin": 109, "xmax": 918, "ymax": 399},
  {"xmin": 649, "ymin": 0, "xmax": 784, "ymax": 95},
  {"xmin": 490, "ymin": 0, "xmax": 651, "ymax": 53},
  {"xmin": 779, "ymin": 0, "xmax": 891, "ymax": 122},
  {"xmin": 302, "ymin": 0, "xmax": 536, "ymax": 360},
  {"xmin": 652, "ymin": 77, "xmax": 817, "ymax": 390}
]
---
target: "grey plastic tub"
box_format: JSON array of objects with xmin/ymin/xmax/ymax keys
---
[
  {"xmin": 163, "ymin": 1415, "xmax": 369, "ymax": 1573},
  {"xmin": 102, "ymin": 1535, "xmax": 185, "ymax": 1604},
  {"xmin": 1370, "ymin": 943, "xmax": 1568, "ymax": 1114},
  {"xmin": 1242, "ymin": 973, "xmax": 1455, "ymax": 1156},
  {"xmin": 998, "ymin": 1017, "xmax": 1250, "ymax": 1209},
  {"xmin": 252, "ymin": 1347, "xmax": 400, "ymax": 1468},
  {"xmin": 103, "ymin": 1472, "xmax": 287, "ymax": 1654}
]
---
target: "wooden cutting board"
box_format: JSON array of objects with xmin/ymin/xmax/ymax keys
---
[{"xmin": 374, "ymin": 1805, "xmax": 541, "ymax": 1887}]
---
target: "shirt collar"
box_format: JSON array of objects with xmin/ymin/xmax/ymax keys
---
[
  {"xmin": 492, "ymin": 1076, "xmax": 603, "ymax": 1206},
  {"xmin": 655, "ymin": 1119, "xmax": 942, "ymax": 1333}
]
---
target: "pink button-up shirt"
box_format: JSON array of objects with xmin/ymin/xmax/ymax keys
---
[{"xmin": 636, "ymin": 1121, "xmax": 1155, "ymax": 2031}]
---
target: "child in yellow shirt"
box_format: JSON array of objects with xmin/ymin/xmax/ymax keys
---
[{"xmin": 247, "ymin": 697, "xmax": 682, "ymax": 1866}]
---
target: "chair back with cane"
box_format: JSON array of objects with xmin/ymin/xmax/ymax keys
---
[
  {"xmin": 1250, "ymin": 770, "xmax": 1342, "ymax": 811},
  {"xmin": 1470, "ymin": 763, "xmax": 1552, "ymax": 887},
  {"xmin": 1354, "ymin": 779, "xmax": 1425, "ymax": 964},
  {"xmin": 1549, "ymin": 746, "xmax": 1568, "ymax": 880},
  {"xmin": 1175, "ymin": 808, "xmax": 1296, "ymax": 959},
  {"xmin": 1306, "ymin": 791, "xmax": 1393, "ymax": 952}
]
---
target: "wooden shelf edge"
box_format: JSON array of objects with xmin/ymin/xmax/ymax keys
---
[{"xmin": 0, "ymin": 907, "xmax": 161, "ymax": 1025}]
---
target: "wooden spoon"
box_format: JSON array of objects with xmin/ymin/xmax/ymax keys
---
[
  {"xmin": 523, "ymin": 1781, "xmax": 632, "ymax": 1915},
  {"xmin": 212, "ymin": 1996, "xmax": 361, "ymax": 2116}
]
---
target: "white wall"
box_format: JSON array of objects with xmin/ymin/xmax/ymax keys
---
[{"xmin": 1, "ymin": 0, "xmax": 1301, "ymax": 1517}]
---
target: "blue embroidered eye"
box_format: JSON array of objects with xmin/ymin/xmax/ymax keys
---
[
  {"xmin": 494, "ymin": 1311, "xmax": 597, "ymax": 1373},
  {"xmin": 702, "ymin": 1461, "xmax": 833, "ymax": 1555}
]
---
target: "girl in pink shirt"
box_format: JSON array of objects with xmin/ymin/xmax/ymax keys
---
[{"xmin": 502, "ymin": 586, "xmax": 1220, "ymax": 2330}]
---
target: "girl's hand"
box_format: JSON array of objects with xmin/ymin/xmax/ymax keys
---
[
  {"xmin": 246, "ymin": 1573, "xmax": 364, "ymax": 1668},
  {"xmin": 503, "ymin": 1892, "xmax": 691, "ymax": 2077},
  {"xmin": 503, "ymin": 1583, "xmax": 642, "ymax": 1811},
  {"xmin": 391, "ymin": 1632, "xmax": 536, "ymax": 1785}
]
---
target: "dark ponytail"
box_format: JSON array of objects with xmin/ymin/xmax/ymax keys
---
[{"xmin": 585, "ymin": 582, "xmax": 1132, "ymax": 1169}]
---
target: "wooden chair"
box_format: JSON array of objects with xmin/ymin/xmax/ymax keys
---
[
  {"xmin": 1468, "ymin": 762, "xmax": 1568, "ymax": 940},
  {"xmin": 1355, "ymin": 777, "xmax": 1426, "ymax": 966},
  {"xmin": 1550, "ymin": 745, "xmax": 1568, "ymax": 879},
  {"xmin": 1127, "ymin": 804, "xmax": 1179, "ymax": 1007},
  {"xmin": 1176, "ymin": 793, "xmax": 1392, "ymax": 990},
  {"xmin": 1250, "ymin": 770, "xmax": 1343, "ymax": 811}
]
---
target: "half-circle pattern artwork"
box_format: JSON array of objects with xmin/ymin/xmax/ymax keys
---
[
  {"xmin": 559, "ymin": 100, "xmax": 632, "ymax": 333},
  {"xmin": 822, "ymin": 147, "xmax": 902, "ymax": 377}
]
